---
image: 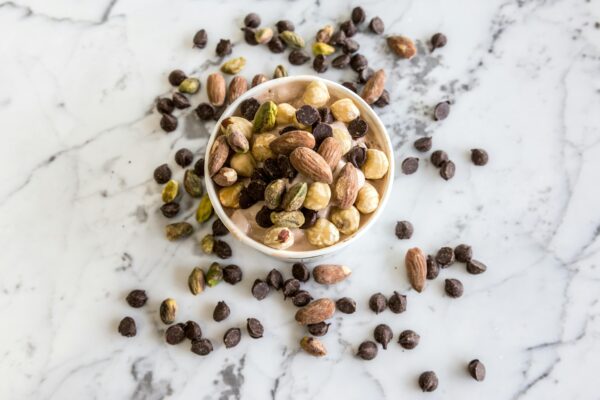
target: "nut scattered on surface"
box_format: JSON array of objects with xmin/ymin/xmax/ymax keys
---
[
  {"xmin": 295, "ymin": 298, "xmax": 335, "ymax": 325},
  {"xmin": 387, "ymin": 35, "xmax": 417, "ymax": 59},
  {"xmin": 300, "ymin": 336, "xmax": 327, "ymax": 357},
  {"xmin": 313, "ymin": 264, "xmax": 351, "ymax": 284},
  {"xmin": 406, "ymin": 247, "xmax": 427, "ymax": 292}
]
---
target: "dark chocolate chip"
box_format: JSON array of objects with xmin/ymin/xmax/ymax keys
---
[
  {"xmin": 175, "ymin": 148, "xmax": 194, "ymax": 167},
  {"xmin": 296, "ymin": 105, "xmax": 320, "ymax": 126},
  {"xmin": 329, "ymin": 30, "xmax": 346, "ymax": 46},
  {"xmin": 216, "ymin": 39, "xmax": 233, "ymax": 57},
  {"xmin": 160, "ymin": 202, "xmax": 180, "ymax": 218},
  {"xmin": 348, "ymin": 117, "xmax": 368, "ymax": 139},
  {"xmin": 282, "ymin": 278, "xmax": 300, "ymax": 299},
  {"xmin": 289, "ymin": 49, "xmax": 311, "ymax": 65},
  {"xmin": 307, "ymin": 322, "xmax": 330, "ymax": 336},
  {"xmin": 445, "ymin": 278, "xmax": 464, "ymax": 298},
  {"xmin": 454, "ymin": 244, "xmax": 472, "ymax": 262},
  {"xmin": 388, "ymin": 291, "xmax": 407, "ymax": 313},
  {"xmin": 279, "ymin": 125, "xmax": 297, "ymax": 135},
  {"xmin": 223, "ymin": 264, "xmax": 243, "ymax": 284},
  {"xmin": 168, "ymin": 69, "xmax": 187, "ymax": 86},
  {"xmin": 351, "ymin": 6, "xmax": 366, "ymax": 25},
  {"xmin": 433, "ymin": 101, "xmax": 450, "ymax": 120},
  {"xmin": 276, "ymin": 20, "xmax": 295, "ymax": 33},
  {"xmin": 165, "ymin": 324, "xmax": 186, "ymax": 345},
  {"xmin": 340, "ymin": 20, "xmax": 357, "ymax": 37},
  {"xmin": 160, "ymin": 114, "xmax": 178, "ymax": 132},
  {"xmin": 172, "ymin": 92, "xmax": 190, "ymax": 109},
  {"xmin": 239, "ymin": 188, "xmax": 256, "ymax": 209},
  {"xmin": 263, "ymin": 158, "xmax": 283, "ymax": 180},
  {"xmin": 153, "ymin": 164, "xmax": 172, "ymax": 184},
  {"xmin": 266, "ymin": 269, "xmax": 283, "ymax": 290},
  {"xmin": 252, "ymin": 279, "xmax": 270, "ymax": 300},
  {"xmin": 184, "ymin": 320, "xmax": 202, "ymax": 340},
  {"xmin": 191, "ymin": 338, "xmax": 213, "ymax": 356},
  {"xmin": 195, "ymin": 103, "xmax": 215, "ymax": 120},
  {"xmin": 244, "ymin": 13, "xmax": 261, "ymax": 28},
  {"xmin": 256, "ymin": 206, "xmax": 275, "ymax": 228},
  {"xmin": 242, "ymin": 27, "xmax": 258, "ymax": 45},
  {"xmin": 419, "ymin": 371, "xmax": 438, "ymax": 392},
  {"xmin": 431, "ymin": 33, "xmax": 447, "ymax": 51},
  {"xmin": 374, "ymin": 324, "xmax": 393, "ymax": 349},
  {"xmin": 247, "ymin": 318, "xmax": 264, "ymax": 338},
  {"xmin": 426, "ymin": 255, "xmax": 440, "ymax": 280},
  {"xmin": 346, "ymin": 146, "xmax": 367, "ymax": 168},
  {"xmin": 373, "ymin": 90, "xmax": 390, "ymax": 107},
  {"xmin": 223, "ymin": 327, "xmax": 241, "ymax": 348},
  {"xmin": 157, "ymin": 98, "xmax": 174, "ymax": 114},
  {"xmin": 430, "ymin": 150, "xmax": 448, "ymax": 167},
  {"xmin": 436, "ymin": 247, "xmax": 455, "ymax": 267},
  {"xmin": 213, "ymin": 240, "xmax": 232, "ymax": 259},
  {"xmin": 213, "ymin": 301, "xmax": 230, "ymax": 322},
  {"xmin": 369, "ymin": 17, "xmax": 385, "ymax": 34},
  {"xmin": 268, "ymin": 36, "xmax": 286, "ymax": 53},
  {"xmin": 118, "ymin": 316, "xmax": 136, "ymax": 337},
  {"xmin": 471, "ymin": 148, "xmax": 489, "ymax": 166},
  {"xmin": 193, "ymin": 29, "xmax": 208, "ymax": 48},
  {"xmin": 126, "ymin": 290, "xmax": 148, "ymax": 308},
  {"xmin": 213, "ymin": 105, "xmax": 226, "ymax": 121},
  {"xmin": 357, "ymin": 341, "xmax": 378, "ymax": 360},
  {"xmin": 369, "ymin": 292, "xmax": 387, "ymax": 314},
  {"xmin": 312, "ymin": 123, "xmax": 333, "ymax": 145},
  {"xmin": 342, "ymin": 81, "xmax": 358, "ymax": 93},
  {"xmin": 247, "ymin": 180, "xmax": 267, "ymax": 202},
  {"xmin": 313, "ymin": 55, "xmax": 329, "ymax": 73},
  {"xmin": 212, "ymin": 219, "xmax": 229, "ymax": 237},
  {"xmin": 240, "ymin": 98, "xmax": 260, "ymax": 120},
  {"xmin": 336, "ymin": 297, "xmax": 357, "ymax": 314},
  {"xmin": 277, "ymin": 155, "xmax": 297, "ymax": 180},
  {"xmin": 468, "ymin": 359, "xmax": 486, "ymax": 381},
  {"xmin": 318, "ymin": 107, "xmax": 334, "ymax": 124},
  {"xmin": 398, "ymin": 329, "xmax": 420, "ymax": 349},
  {"xmin": 395, "ymin": 220, "xmax": 413, "ymax": 239},
  {"xmin": 332, "ymin": 54, "xmax": 351, "ymax": 69},
  {"xmin": 292, "ymin": 262, "xmax": 310, "ymax": 282},
  {"xmin": 466, "ymin": 259, "xmax": 487, "ymax": 275},
  {"xmin": 357, "ymin": 67, "xmax": 374, "ymax": 83},
  {"xmin": 414, "ymin": 137, "xmax": 432, "ymax": 152},
  {"xmin": 440, "ymin": 160, "xmax": 456, "ymax": 180},
  {"xmin": 350, "ymin": 54, "xmax": 368, "ymax": 72},
  {"xmin": 292, "ymin": 290, "xmax": 313, "ymax": 307},
  {"xmin": 342, "ymin": 38, "xmax": 360, "ymax": 54},
  {"xmin": 300, "ymin": 208, "xmax": 318, "ymax": 229},
  {"xmin": 401, "ymin": 157, "xmax": 419, "ymax": 175}
]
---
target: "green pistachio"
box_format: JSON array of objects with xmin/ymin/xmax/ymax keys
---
[
  {"xmin": 159, "ymin": 298, "xmax": 177, "ymax": 324},
  {"xmin": 221, "ymin": 57, "xmax": 246, "ymax": 75},
  {"xmin": 282, "ymin": 182, "xmax": 308, "ymax": 211},
  {"xmin": 165, "ymin": 222, "xmax": 193, "ymax": 241},
  {"xmin": 270, "ymin": 210, "xmax": 305, "ymax": 228},
  {"xmin": 206, "ymin": 262, "xmax": 223, "ymax": 287},
  {"xmin": 195, "ymin": 194, "xmax": 213, "ymax": 223},
  {"xmin": 264, "ymin": 179, "xmax": 286, "ymax": 210},
  {"xmin": 280, "ymin": 30, "xmax": 305, "ymax": 49},
  {"xmin": 162, "ymin": 179, "xmax": 180, "ymax": 203},
  {"xmin": 312, "ymin": 42, "xmax": 335, "ymax": 56},
  {"xmin": 183, "ymin": 170, "xmax": 203, "ymax": 198},
  {"xmin": 188, "ymin": 267, "xmax": 206, "ymax": 295},
  {"xmin": 252, "ymin": 100, "xmax": 278, "ymax": 133},
  {"xmin": 273, "ymin": 64, "xmax": 288, "ymax": 79},
  {"xmin": 178, "ymin": 77, "xmax": 200, "ymax": 94},
  {"xmin": 255, "ymin": 27, "xmax": 274, "ymax": 44},
  {"xmin": 201, "ymin": 234, "xmax": 214, "ymax": 254}
]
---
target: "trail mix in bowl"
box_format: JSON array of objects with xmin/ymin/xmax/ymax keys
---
[{"xmin": 207, "ymin": 78, "xmax": 391, "ymax": 251}]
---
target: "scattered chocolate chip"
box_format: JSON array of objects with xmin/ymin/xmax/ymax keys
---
[
  {"xmin": 279, "ymin": 125, "xmax": 296, "ymax": 135},
  {"xmin": 239, "ymin": 188, "xmax": 256, "ymax": 209},
  {"xmin": 160, "ymin": 114, "xmax": 178, "ymax": 132},
  {"xmin": 191, "ymin": 338, "xmax": 213, "ymax": 356},
  {"xmin": 433, "ymin": 101, "xmax": 450, "ymax": 120},
  {"xmin": 395, "ymin": 220, "xmax": 414, "ymax": 239},
  {"xmin": 165, "ymin": 324, "xmax": 186, "ymax": 345},
  {"xmin": 300, "ymin": 208, "xmax": 318, "ymax": 229},
  {"xmin": 340, "ymin": 20, "xmax": 357, "ymax": 37},
  {"xmin": 369, "ymin": 17, "xmax": 385, "ymax": 34},
  {"xmin": 256, "ymin": 206, "xmax": 275, "ymax": 228},
  {"xmin": 468, "ymin": 359, "xmax": 486, "ymax": 381},
  {"xmin": 242, "ymin": 27, "xmax": 258, "ymax": 45},
  {"xmin": 351, "ymin": 6, "xmax": 366, "ymax": 25},
  {"xmin": 426, "ymin": 255, "xmax": 440, "ymax": 280},
  {"xmin": 216, "ymin": 39, "xmax": 233, "ymax": 57},
  {"xmin": 118, "ymin": 316, "xmax": 136, "ymax": 337},
  {"xmin": 289, "ymin": 49, "xmax": 311, "ymax": 65},
  {"xmin": 307, "ymin": 322, "xmax": 330, "ymax": 336},
  {"xmin": 175, "ymin": 148, "xmax": 193, "ymax": 167},
  {"xmin": 350, "ymin": 54, "xmax": 368, "ymax": 72},
  {"xmin": 292, "ymin": 290, "xmax": 313, "ymax": 307},
  {"xmin": 240, "ymin": 98, "xmax": 260, "ymax": 120},
  {"xmin": 292, "ymin": 262, "xmax": 310, "ymax": 282},
  {"xmin": 419, "ymin": 371, "xmax": 438, "ymax": 392},
  {"xmin": 369, "ymin": 292, "xmax": 387, "ymax": 314},
  {"xmin": 357, "ymin": 67, "xmax": 374, "ymax": 84},
  {"xmin": 282, "ymin": 278, "xmax": 301, "ymax": 299},
  {"xmin": 223, "ymin": 264, "xmax": 243, "ymax": 284},
  {"xmin": 330, "ymin": 54, "xmax": 349, "ymax": 70},
  {"xmin": 252, "ymin": 279, "xmax": 270, "ymax": 300},
  {"xmin": 373, "ymin": 90, "xmax": 390, "ymax": 107},
  {"xmin": 268, "ymin": 36, "xmax": 286, "ymax": 53},
  {"xmin": 212, "ymin": 219, "xmax": 229, "ymax": 236},
  {"xmin": 388, "ymin": 291, "xmax": 407, "ymax": 314},
  {"xmin": 247, "ymin": 318, "xmax": 264, "ymax": 338},
  {"xmin": 467, "ymin": 259, "xmax": 487, "ymax": 275},
  {"xmin": 263, "ymin": 158, "xmax": 283, "ymax": 180},
  {"xmin": 153, "ymin": 164, "xmax": 172, "ymax": 184},
  {"xmin": 213, "ymin": 301, "xmax": 230, "ymax": 322},
  {"xmin": 440, "ymin": 160, "xmax": 456, "ymax": 180},
  {"xmin": 329, "ymin": 30, "xmax": 346, "ymax": 46},
  {"xmin": 430, "ymin": 150, "xmax": 448, "ymax": 167},
  {"xmin": 357, "ymin": 341, "xmax": 378, "ymax": 360},
  {"xmin": 471, "ymin": 148, "xmax": 489, "ymax": 166},
  {"xmin": 342, "ymin": 81, "xmax": 358, "ymax": 92},
  {"xmin": 436, "ymin": 247, "xmax": 455, "ymax": 267},
  {"xmin": 126, "ymin": 290, "xmax": 148, "ymax": 308},
  {"xmin": 193, "ymin": 29, "xmax": 208, "ymax": 48},
  {"xmin": 168, "ymin": 69, "xmax": 187, "ymax": 86},
  {"xmin": 213, "ymin": 106, "xmax": 226, "ymax": 121},
  {"xmin": 266, "ymin": 269, "xmax": 283, "ymax": 290},
  {"xmin": 445, "ymin": 278, "xmax": 464, "ymax": 298},
  {"xmin": 336, "ymin": 297, "xmax": 357, "ymax": 314},
  {"xmin": 157, "ymin": 98, "xmax": 174, "ymax": 114},
  {"xmin": 342, "ymin": 38, "xmax": 360, "ymax": 54},
  {"xmin": 374, "ymin": 324, "xmax": 393, "ymax": 349},
  {"xmin": 276, "ymin": 20, "xmax": 295, "ymax": 33},
  {"xmin": 431, "ymin": 33, "xmax": 447, "ymax": 51},
  {"xmin": 172, "ymin": 92, "xmax": 190, "ymax": 109},
  {"xmin": 454, "ymin": 244, "xmax": 472, "ymax": 263},
  {"xmin": 195, "ymin": 103, "xmax": 215, "ymax": 120},
  {"xmin": 160, "ymin": 202, "xmax": 180, "ymax": 218},
  {"xmin": 346, "ymin": 146, "xmax": 367, "ymax": 168},
  {"xmin": 312, "ymin": 123, "xmax": 333, "ymax": 145},
  {"xmin": 401, "ymin": 157, "xmax": 419, "ymax": 175},
  {"xmin": 223, "ymin": 327, "xmax": 241, "ymax": 348},
  {"xmin": 398, "ymin": 330, "xmax": 420, "ymax": 349},
  {"xmin": 184, "ymin": 320, "xmax": 202, "ymax": 340},
  {"xmin": 348, "ymin": 117, "xmax": 368, "ymax": 139},
  {"xmin": 277, "ymin": 155, "xmax": 297, "ymax": 180},
  {"xmin": 318, "ymin": 107, "xmax": 334, "ymax": 124},
  {"xmin": 247, "ymin": 180, "xmax": 267, "ymax": 201},
  {"xmin": 313, "ymin": 55, "xmax": 329, "ymax": 73},
  {"xmin": 244, "ymin": 13, "xmax": 261, "ymax": 28},
  {"xmin": 213, "ymin": 240, "xmax": 232, "ymax": 259},
  {"xmin": 414, "ymin": 137, "xmax": 433, "ymax": 152},
  {"xmin": 296, "ymin": 105, "xmax": 320, "ymax": 126},
  {"xmin": 193, "ymin": 158, "xmax": 204, "ymax": 177}
]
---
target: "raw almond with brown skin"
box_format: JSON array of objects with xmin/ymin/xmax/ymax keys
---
[
  {"xmin": 361, "ymin": 69, "xmax": 386, "ymax": 104},
  {"xmin": 207, "ymin": 73, "xmax": 226, "ymax": 106},
  {"xmin": 333, "ymin": 163, "xmax": 359, "ymax": 209},
  {"xmin": 290, "ymin": 147, "xmax": 333, "ymax": 184},
  {"xmin": 317, "ymin": 137, "xmax": 343, "ymax": 170},
  {"xmin": 405, "ymin": 247, "xmax": 427, "ymax": 292},
  {"xmin": 208, "ymin": 135, "xmax": 230, "ymax": 176},
  {"xmin": 227, "ymin": 76, "xmax": 248, "ymax": 104},
  {"xmin": 270, "ymin": 130, "xmax": 316, "ymax": 155},
  {"xmin": 300, "ymin": 336, "xmax": 327, "ymax": 357},
  {"xmin": 387, "ymin": 35, "xmax": 417, "ymax": 59},
  {"xmin": 295, "ymin": 298, "xmax": 335, "ymax": 325},
  {"xmin": 313, "ymin": 264, "xmax": 351, "ymax": 284}
]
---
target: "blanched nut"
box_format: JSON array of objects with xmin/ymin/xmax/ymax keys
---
[
  {"xmin": 252, "ymin": 133, "xmax": 278, "ymax": 161},
  {"xmin": 302, "ymin": 80, "xmax": 330, "ymax": 107},
  {"xmin": 276, "ymin": 103, "xmax": 296, "ymax": 125},
  {"xmin": 218, "ymin": 182, "xmax": 244, "ymax": 208},
  {"xmin": 306, "ymin": 218, "xmax": 340, "ymax": 248},
  {"xmin": 330, "ymin": 99, "xmax": 360, "ymax": 123},
  {"xmin": 361, "ymin": 149, "xmax": 389, "ymax": 179},
  {"xmin": 220, "ymin": 116, "xmax": 253, "ymax": 140},
  {"xmin": 303, "ymin": 182, "xmax": 331, "ymax": 211},
  {"xmin": 330, "ymin": 206, "xmax": 360, "ymax": 235},
  {"xmin": 230, "ymin": 153, "xmax": 256, "ymax": 177},
  {"xmin": 355, "ymin": 182, "xmax": 379, "ymax": 214},
  {"xmin": 332, "ymin": 127, "xmax": 352, "ymax": 155},
  {"xmin": 263, "ymin": 226, "xmax": 295, "ymax": 250}
]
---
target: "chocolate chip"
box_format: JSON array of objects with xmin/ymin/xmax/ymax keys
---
[
  {"xmin": 247, "ymin": 318, "xmax": 264, "ymax": 338},
  {"xmin": 247, "ymin": 179, "xmax": 267, "ymax": 202},
  {"xmin": 168, "ymin": 69, "xmax": 187, "ymax": 86},
  {"xmin": 213, "ymin": 301, "xmax": 230, "ymax": 322},
  {"xmin": 263, "ymin": 158, "xmax": 283, "ymax": 180},
  {"xmin": 216, "ymin": 39, "xmax": 233, "ymax": 57},
  {"xmin": 292, "ymin": 290, "xmax": 313, "ymax": 307},
  {"xmin": 312, "ymin": 123, "xmax": 333, "ymax": 145},
  {"xmin": 351, "ymin": 6, "xmax": 366, "ymax": 25},
  {"xmin": 126, "ymin": 290, "xmax": 148, "ymax": 308},
  {"xmin": 357, "ymin": 341, "xmax": 378, "ymax": 360},
  {"xmin": 175, "ymin": 148, "xmax": 194, "ymax": 167},
  {"xmin": 282, "ymin": 278, "xmax": 301, "ymax": 299},
  {"xmin": 223, "ymin": 327, "xmax": 241, "ymax": 348},
  {"xmin": 307, "ymin": 322, "xmax": 330, "ymax": 336},
  {"xmin": 395, "ymin": 221, "xmax": 413, "ymax": 239},
  {"xmin": 445, "ymin": 278, "xmax": 464, "ymax": 298},
  {"xmin": 256, "ymin": 206, "xmax": 274, "ymax": 228},
  {"xmin": 184, "ymin": 320, "xmax": 202, "ymax": 340},
  {"xmin": 165, "ymin": 324, "xmax": 186, "ymax": 345},
  {"xmin": 369, "ymin": 17, "xmax": 385, "ymax": 34},
  {"xmin": 453, "ymin": 244, "xmax": 472, "ymax": 263},
  {"xmin": 431, "ymin": 33, "xmax": 447, "ymax": 51},
  {"xmin": 213, "ymin": 106, "xmax": 226, "ymax": 121},
  {"xmin": 296, "ymin": 105, "xmax": 320, "ymax": 126},
  {"xmin": 348, "ymin": 117, "xmax": 368, "ymax": 139},
  {"xmin": 223, "ymin": 264, "xmax": 243, "ymax": 284},
  {"xmin": 430, "ymin": 150, "xmax": 448, "ymax": 167},
  {"xmin": 414, "ymin": 137, "xmax": 432, "ymax": 152},
  {"xmin": 153, "ymin": 164, "xmax": 172, "ymax": 184},
  {"xmin": 239, "ymin": 188, "xmax": 256, "ymax": 209},
  {"xmin": 336, "ymin": 297, "xmax": 357, "ymax": 314},
  {"xmin": 471, "ymin": 148, "xmax": 489, "ymax": 166},
  {"xmin": 313, "ymin": 55, "xmax": 329, "ymax": 73},
  {"xmin": 426, "ymin": 255, "xmax": 440, "ymax": 280},
  {"xmin": 332, "ymin": 54, "xmax": 351, "ymax": 69},
  {"xmin": 252, "ymin": 279, "xmax": 270, "ymax": 300},
  {"xmin": 318, "ymin": 107, "xmax": 334, "ymax": 123},
  {"xmin": 440, "ymin": 160, "xmax": 456, "ymax": 180},
  {"xmin": 266, "ymin": 269, "xmax": 283, "ymax": 290},
  {"xmin": 279, "ymin": 125, "xmax": 296, "ymax": 135},
  {"xmin": 436, "ymin": 247, "xmax": 455, "ymax": 267},
  {"xmin": 213, "ymin": 240, "xmax": 232, "ymax": 259},
  {"xmin": 211, "ymin": 219, "xmax": 229, "ymax": 237},
  {"xmin": 369, "ymin": 292, "xmax": 387, "ymax": 314},
  {"xmin": 398, "ymin": 329, "xmax": 420, "ymax": 349},
  {"xmin": 160, "ymin": 114, "xmax": 178, "ymax": 132},
  {"xmin": 340, "ymin": 20, "xmax": 357, "ymax": 37},
  {"xmin": 374, "ymin": 324, "xmax": 393, "ymax": 349},
  {"xmin": 388, "ymin": 291, "xmax": 406, "ymax": 314},
  {"xmin": 277, "ymin": 155, "xmax": 297, "ymax": 180},
  {"xmin": 239, "ymin": 98, "xmax": 259, "ymax": 121},
  {"xmin": 276, "ymin": 20, "xmax": 294, "ymax": 33},
  {"xmin": 467, "ymin": 259, "xmax": 487, "ymax": 275},
  {"xmin": 160, "ymin": 202, "xmax": 180, "ymax": 218},
  {"xmin": 468, "ymin": 359, "xmax": 486, "ymax": 381},
  {"xmin": 400, "ymin": 157, "xmax": 419, "ymax": 175},
  {"xmin": 357, "ymin": 67, "xmax": 374, "ymax": 83},
  {"xmin": 346, "ymin": 146, "xmax": 367, "ymax": 168},
  {"xmin": 292, "ymin": 262, "xmax": 310, "ymax": 282},
  {"xmin": 242, "ymin": 27, "xmax": 258, "ymax": 45},
  {"xmin": 244, "ymin": 13, "xmax": 261, "ymax": 28},
  {"xmin": 342, "ymin": 81, "xmax": 358, "ymax": 93},
  {"xmin": 289, "ymin": 49, "xmax": 310, "ymax": 65},
  {"xmin": 118, "ymin": 316, "xmax": 136, "ymax": 337},
  {"xmin": 342, "ymin": 38, "xmax": 360, "ymax": 54},
  {"xmin": 193, "ymin": 29, "xmax": 207, "ymax": 48},
  {"xmin": 350, "ymin": 54, "xmax": 368, "ymax": 72},
  {"xmin": 157, "ymin": 98, "xmax": 174, "ymax": 114},
  {"xmin": 419, "ymin": 371, "xmax": 438, "ymax": 392},
  {"xmin": 268, "ymin": 36, "xmax": 286, "ymax": 53},
  {"xmin": 433, "ymin": 101, "xmax": 450, "ymax": 120},
  {"xmin": 193, "ymin": 158, "xmax": 204, "ymax": 178},
  {"xmin": 172, "ymin": 93, "xmax": 190, "ymax": 109},
  {"xmin": 191, "ymin": 338, "xmax": 213, "ymax": 356},
  {"xmin": 195, "ymin": 103, "xmax": 215, "ymax": 120},
  {"xmin": 329, "ymin": 30, "xmax": 346, "ymax": 46},
  {"xmin": 373, "ymin": 90, "xmax": 390, "ymax": 107},
  {"xmin": 300, "ymin": 208, "xmax": 318, "ymax": 229}
]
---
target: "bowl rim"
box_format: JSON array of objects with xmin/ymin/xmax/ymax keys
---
[{"xmin": 204, "ymin": 75, "xmax": 395, "ymax": 260}]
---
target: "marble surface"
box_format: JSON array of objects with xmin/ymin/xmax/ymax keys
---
[{"xmin": 1, "ymin": 0, "xmax": 599, "ymax": 399}]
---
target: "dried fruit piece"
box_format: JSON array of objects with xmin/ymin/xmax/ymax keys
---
[
  {"xmin": 165, "ymin": 324, "xmax": 186, "ymax": 345},
  {"xmin": 369, "ymin": 292, "xmax": 387, "ymax": 313},
  {"xmin": 295, "ymin": 298, "xmax": 336, "ymax": 325},
  {"xmin": 300, "ymin": 336, "xmax": 327, "ymax": 357},
  {"xmin": 307, "ymin": 322, "xmax": 330, "ymax": 336},
  {"xmin": 406, "ymin": 247, "xmax": 427, "ymax": 292},
  {"xmin": 313, "ymin": 264, "xmax": 351, "ymax": 284},
  {"xmin": 160, "ymin": 298, "xmax": 177, "ymax": 324},
  {"xmin": 126, "ymin": 290, "xmax": 147, "ymax": 308},
  {"xmin": 184, "ymin": 321, "xmax": 202, "ymax": 340},
  {"xmin": 471, "ymin": 148, "xmax": 489, "ymax": 166},
  {"xmin": 251, "ymin": 279, "xmax": 270, "ymax": 300},
  {"xmin": 188, "ymin": 267, "xmax": 206, "ymax": 295}
]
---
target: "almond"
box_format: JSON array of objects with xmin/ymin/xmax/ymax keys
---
[
  {"xmin": 269, "ymin": 130, "xmax": 316, "ymax": 155},
  {"xmin": 227, "ymin": 76, "xmax": 248, "ymax": 105},
  {"xmin": 361, "ymin": 69, "xmax": 386, "ymax": 105},
  {"xmin": 317, "ymin": 137, "xmax": 343, "ymax": 170},
  {"xmin": 405, "ymin": 247, "xmax": 427, "ymax": 292},
  {"xmin": 295, "ymin": 298, "xmax": 335, "ymax": 325},
  {"xmin": 333, "ymin": 163, "xmax": 359, "ymax": 209},
  {"xmin": 207, "ymin": 72, "xmax": 226, "ymax": 106},
  {"xmin": 313, "ymin": 264, "xmax": 351, "ymax": 285},
  {"xmin": 387, "ymin": 35, "xmax": 417, "ymax": 59},
  {"xmin": 208, "ymin": 135, "xmax": 230, "ymax": 176},
  {"xmin": 300, "ymin": 336, "xmax": 327, "ymax": 357},
  {"xmin": 290, "ymin": 147, "xmax": 333, "ymax": 184}
]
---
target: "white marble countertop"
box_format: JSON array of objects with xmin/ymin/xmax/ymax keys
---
[{"xmin": 1, "ymin": 0, "xmax": 599, "ymax": 399}]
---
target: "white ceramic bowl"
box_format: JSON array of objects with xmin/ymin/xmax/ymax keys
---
[{"xmin": 205, "ymin": 76, "xmax": 394, "ymax": 261}]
